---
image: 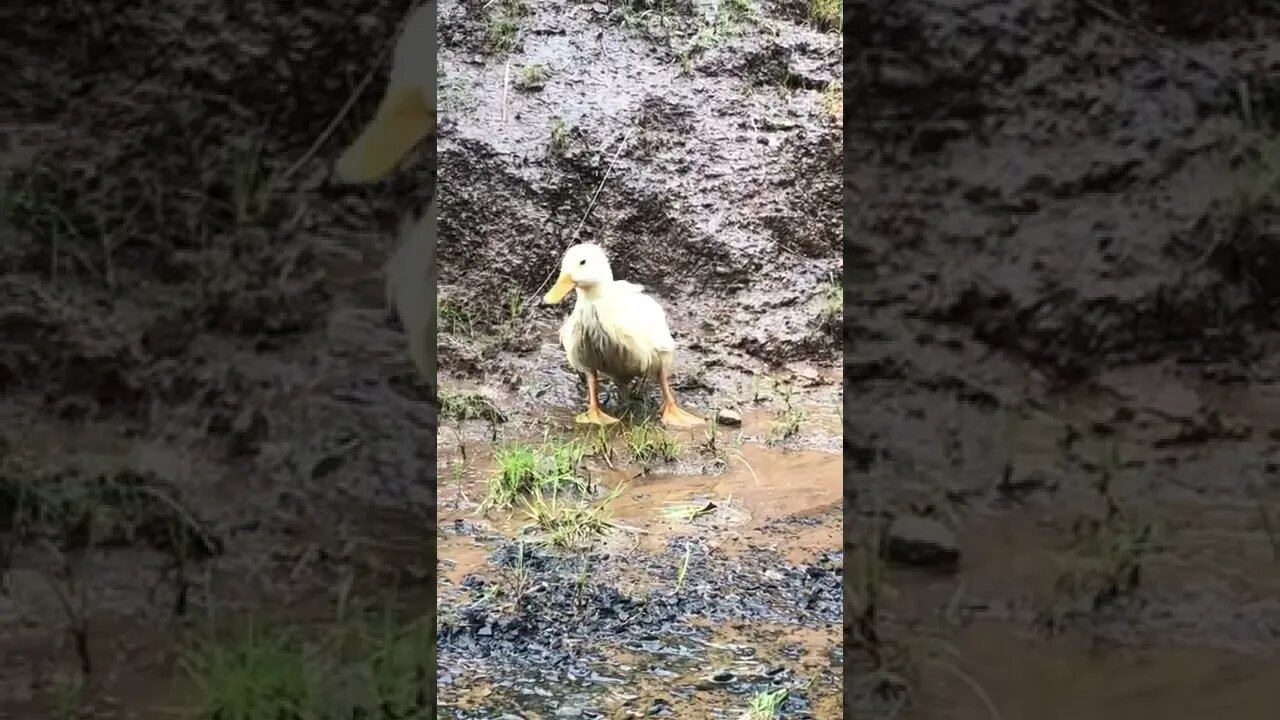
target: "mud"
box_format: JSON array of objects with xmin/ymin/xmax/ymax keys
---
[
  {"xmin": 435, "ymin": 0, "xmax": 842, "ymax": 715},
  {"xmin": 1, "ymin": 2, "xmax": 434, "ymax": 717},
  {"xmin": 847, "ymin": 0, "xmax": 1280, "ymax": 717}
]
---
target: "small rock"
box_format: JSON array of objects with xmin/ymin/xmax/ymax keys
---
[
  {"xmin": 882, "ymin": 516, "xmax": 960, "ymax": 570},
  {"xmin": 716, "ymin": 409, "xmax": 743, "ymax": 427}
]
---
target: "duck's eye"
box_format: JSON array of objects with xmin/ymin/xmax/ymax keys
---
[{"xmin": 579, "ymin": 259, "xmax": 586, "ymax": 266}]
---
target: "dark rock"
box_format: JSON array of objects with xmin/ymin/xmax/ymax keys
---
[{"xmin": 882, "ymin": 515, "xmax": 960, "ymax": 570}]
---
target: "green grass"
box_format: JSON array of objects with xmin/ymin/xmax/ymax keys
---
[
  {"xmin": 766, "ymin": 406, "xmax": 805, "ymax": 445},
  {"xmin": 227, "ymin": 132, "xmax": 273, "ymax": 226},
  {"xmin": 819, "ymin": 80, "xmax": 842, "ymax": 125},
  {"xmin": 809, "ymin": 0, "xmax": 840, "ymax": 31},
  {"xmin": 661, "ymin": 500, "xmax": 714, "ymax": 523},
  {"xmin": 513, "ymin": 63, "xmax": 547, "ymax": 91},
  {"xmin": 181, "ymin": 624, "xmax": 312, "ymax": 720},
  {"xmin": 483, "ymin": 0, "xmax": 530, "ymax": 55},
  {"xmin": 815, "ymin": 279, "xmax": 841, "ymax": 334},
  {"xmin": 483, "ymin": 440, "xmax": 587, "ymax": 510},
  {"xmin": 522, "ymin": 485, "xmax": 622, "ymax": 547},
  {"xmin": 179, "ymin": 611, "xmax": 433, "ymax": 720},
  {"xmin": 439, "ymin": 391, "xmax": 506, "ymax": 423},
  {"xmin": 747, "ymin": 688, "xmax": 788, "ymax": 718},
  {"xmin": 548, "ymin": 117, "xmax": 571, "ymax": 155},
  {"xmin": 674, "ymin": 542, "xmax": 693, "ymax": 591},
  {"xmin": 436, "ymin": 296, "xmax": 477, "ymax": 336},
  {"xmin": 624, "ymin": 423, "xmax": 681, "ymax": 465}
]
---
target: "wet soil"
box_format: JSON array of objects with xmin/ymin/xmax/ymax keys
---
[
  {"xmin": 1, "ymin": 2, "xmax": 434, "ymax": 716},
  {"xmin": 435, "ymin": 0, "xmax": 842, "ymax": 716},
  {"xmin": 847, "ymin": 0, "xmax": 1280, "ymax": 717}
]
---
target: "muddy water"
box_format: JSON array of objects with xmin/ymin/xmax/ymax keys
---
[
  {"xmin": 436, "ymin": 402, "xmax": 842, "ymax": 717},
  {"xmin": 917, "ymin": 626, "xmax": 1280, "ymax": 720}
]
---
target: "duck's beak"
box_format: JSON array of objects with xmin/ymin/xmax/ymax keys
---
[
  {"xmin": 335, "ymin": 82, "xmax": 436, "ymax": 184},
  {"xmin": 544, "ymin": 272, "xmax": 576, "ymax": 304}
]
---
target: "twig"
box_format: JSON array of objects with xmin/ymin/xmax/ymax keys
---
[
  {"xmin": 1072, "ymin": 0, "xmax": 1229, "ymax": 82},
  {"xmin": 528, "ymin": 128, "xmax": 634, "ymax": 302},
  {"xmin": 501, "ymin": 59, "xmax": 512, "ymax": 124}
]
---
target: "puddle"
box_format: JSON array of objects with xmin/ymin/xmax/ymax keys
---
[{"xmin": 436, "ymin": 404, "xmax": 842, "ymax": 716}]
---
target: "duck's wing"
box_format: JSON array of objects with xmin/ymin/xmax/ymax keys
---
[{"xmin": 602, "ymin": 284, "xmax": 676, "ymax": 352}]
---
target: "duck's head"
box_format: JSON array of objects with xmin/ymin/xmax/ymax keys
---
[
  {"xmin": 335, "ymin": 3, "xmax": 437, "ymax": 184},
  {"xmin": 544, "ymin": 243, "xmax": 614, "ymax": 304}
]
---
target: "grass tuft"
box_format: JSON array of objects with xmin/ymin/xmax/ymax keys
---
[
  {"xmin": 624, "ymin": 423, "xmax": 681, "ymax": 466},
  {"xmin": 483, "ymin": 440, "xmax": 587, "ymax": 510},
  {"xmin": 522, "ymin": 485, "xmax": 621, "ymax": 547}
]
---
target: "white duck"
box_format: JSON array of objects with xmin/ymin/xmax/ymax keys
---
[
  {"xmin": 334, "ymin": 2, "xmax": 436, "ymax": 389},
  {"xmin": 544, "ymin": 244, "xmax": 703, "ymax": 428},
  {"xmin": 336, "ymin": 2, "xmax": 436, "ymax": 184},
  {"xmin": 383, "ymin": 195, "xmax": 437, "ymax": 386}
]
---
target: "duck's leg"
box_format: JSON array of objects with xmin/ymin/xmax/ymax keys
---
[
  {"xmin": 658, "ymin": 367, "xmax": 703, "ymax": 428},
  {"xmin": 576, "ymin": 371, "xmax": 620, "ymax": 426}
]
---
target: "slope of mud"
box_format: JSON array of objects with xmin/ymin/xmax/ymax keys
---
[
  {"xmin": 1, "ymin": 3, "xmax": 434, "ymax": 716},
  {"xmin": 435, "ymin": 0, "xmax": 842, "ymax": 716},
  {"xmin": 846, "ymin": 1, "xmax": 1280, "ymax": 717}
]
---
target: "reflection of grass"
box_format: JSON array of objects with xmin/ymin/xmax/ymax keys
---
[{"xmin": 849, "ymin": 521, "xmax": 1002, "ymax": 719}]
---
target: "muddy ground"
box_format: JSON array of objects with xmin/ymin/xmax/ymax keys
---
[
  {"xmin": 0, "ymin": 0, "xmax": 843, "ymax": 718},
  {"xmin": 434, "ymin": 0, "xmax": 842, "ymax": 716},
  {"xmin": 847, "ymin": 0, "xmax": 1280, "ymax": 718},
  {"xmin": 1, "ymin": 2, "xmax": 437, "ymax": 717}
]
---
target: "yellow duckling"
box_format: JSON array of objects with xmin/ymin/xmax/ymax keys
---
[
  {"xmin": 336, "ymin": 2, "xmax": 436, "ymax": 183},
  {"xmin": 544, "ymin": 244, "xmax": 703, "ymax": 428}
]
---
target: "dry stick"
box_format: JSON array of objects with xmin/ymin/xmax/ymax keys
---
[
  {"xmin": 501, "ymin": 59, "xmax": 512, "ymax": 124},
  {"xmin": 1072, "ymin": 0, "xmax": 1229, "ymax": 82},
  {"xmin": 528, "ymin": 128, "xmax": 634, "ymax": 303}
]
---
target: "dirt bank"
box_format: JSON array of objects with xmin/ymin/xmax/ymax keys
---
[{"xmin": 846, "ymin": 0, "xmax": 1280, "ymax": 717}]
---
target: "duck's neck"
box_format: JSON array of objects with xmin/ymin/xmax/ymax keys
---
[{"xmin": 575, "ymin": 282, "xmax": 608, "ymax": 304}]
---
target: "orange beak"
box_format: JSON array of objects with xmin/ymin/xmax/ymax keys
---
[{"xmin": 543, "ymin": 272, "xmax": 576, "ymax": 304}]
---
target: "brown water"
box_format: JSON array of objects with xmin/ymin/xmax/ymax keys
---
[
  {"xmin": 436, "ymin": 403, "xmax": 843, "ymax": 716},
  {"xmin": 916, "ymin": 626, "xmax": 1280, "ymax": 720}
]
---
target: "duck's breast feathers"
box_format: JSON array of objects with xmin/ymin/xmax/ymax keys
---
[{"xmin": 392, "ymin": 3, "xmax": 437, "ymax": 102}]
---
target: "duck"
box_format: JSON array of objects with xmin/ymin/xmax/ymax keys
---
[
  {"xmin": 543, "ymin": 243, "xmax": 703, "ymax": 428},
  {"xmin": 384, "ymin": 194, "xmax": 437, "ymax": 388},
  {"xmin": 335, "ymin": 2, "xmax": 436, "ymax": 184},
  {"xmin": 333, "ymin": 2, "xmax": 436, "ymax": 390}
]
